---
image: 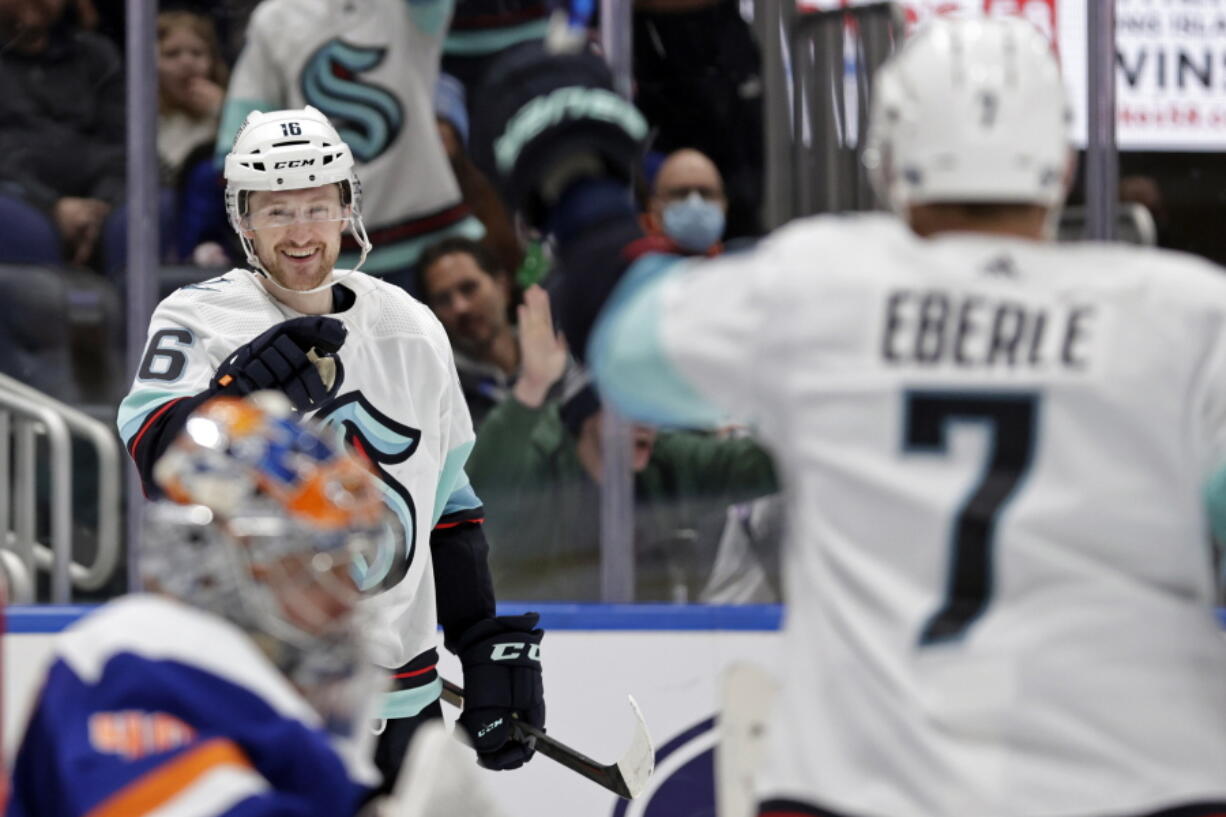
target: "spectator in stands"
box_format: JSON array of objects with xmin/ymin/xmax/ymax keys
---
[
  {"xmin": 642, "ymin": 145, "xmax": 783, "ymax": 601},
  {"xmin": 417, "ymin": 236, "xmax": 557, "ymax": 427},
  {"xmin": 633, "ymin": 0, "xmax": 764, "ymax": 240},
  {"xmin": 0, "ymin": 0, "xmax": 125, "ymax": 269},
  {"xmin": 158, "ymin": 11, "xmax": 227, "ymax": 181},
  {"xmin": 434, "ymin": 73, "xmax": 524, "ymax": 279},
  {"xmin": 157, "ymin": 10, "xmax": 232, "ymax": 267},
  {"xmin": 643, "ymin": 147, "xmax": 728, "ymax": 256},
  {"xmin": 443, "ymin": 0, "xmax": 554, "ymax": 133},
  {"xmin": 466, "ymin": 285, "xmax": 778, "ymax": 601}
]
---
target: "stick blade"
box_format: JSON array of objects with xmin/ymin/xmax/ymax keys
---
[{"xmin": 615, "ymin": 695, "xmax": 656, "ymax": 799}]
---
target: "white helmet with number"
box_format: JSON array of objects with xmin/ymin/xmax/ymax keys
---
[
  {"xmin": 224, "ymin": 106, "xmax": 373, "ymax": 289},
  {"xmin": 863, "ymin": 17, "xmax": 1071, "ymax": 214}
]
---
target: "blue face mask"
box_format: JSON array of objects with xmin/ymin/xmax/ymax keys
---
[{"xmin": 662, "ymin": 194, "xmax": 725, "ymax": 253}]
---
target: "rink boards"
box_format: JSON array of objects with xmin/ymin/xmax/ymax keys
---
[
  {"xmin": 4, "ymin": 604, "xmax": 783, "ymax": 817},
  {"xmin": 8, "ymin": 604, "xmax": 1226, "ymax": 817}
]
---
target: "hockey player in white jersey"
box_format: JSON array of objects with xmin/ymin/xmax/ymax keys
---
[
  {"xmin": 118, "ymin": 106, "xmax": 545, "ymax": 792},
  {"xmin": 217, "ymin": 0, "xmax": 485, "ymax": 278},
  {"xmin": 9, "ymin": 394, "xmax": 387, "ymax": 816},
  {"xmin": 474, "ymin": 19, "xmax": 1226, "ymax": 817}
]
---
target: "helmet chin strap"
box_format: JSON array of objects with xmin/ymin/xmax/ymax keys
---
[{"xmin": 241, "ymin": 215, "xmax": 373, "ymax": 297}]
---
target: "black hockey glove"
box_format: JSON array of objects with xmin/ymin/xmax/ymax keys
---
[
  {"xmin": 211, "ymin": 316, "xmax": 346, "ymax": 413},
  {"xmin": 471, "ymin": 42, "xmax": 648, "ymax": 229},
  {"xmin": 455, "ymin": 612, "xmax": 545, "ymax": 770}
]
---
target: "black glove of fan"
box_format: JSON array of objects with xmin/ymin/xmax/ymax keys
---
[
  {"xmin": 471, "ymin": 42, "xmax": 648, "ymax": 229},
  {"xmin": 211, "ymin": 316, "xmax": 346, "ymax": 413},
  {"xmin": 455, "ymin": 613, "xmax": 545, "ymax": 770}
]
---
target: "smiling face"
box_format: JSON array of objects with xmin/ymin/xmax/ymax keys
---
[
  {"xmin": 243, "ymin": 186, "xmax": 347, "ymax": 292},
  {"xmin": 420, "ymin": 250, "xmax": 512, "ymax": 354}
]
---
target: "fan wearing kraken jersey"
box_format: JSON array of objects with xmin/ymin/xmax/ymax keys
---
[
  {"xmin": 217, "ymin": 0, "xmax": 484, "ymax": 278},
  {"xmin": 119, "ymin": 107, "xmax": 545, "ymax": 793},
  {"xmin": 475, "ymin": 19, "xmax": 1226, "ymax": 817}
]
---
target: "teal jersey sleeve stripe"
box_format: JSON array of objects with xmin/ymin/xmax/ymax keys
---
[
  {"xmin": 588, "ymin": 254, "xmax": 725, "ymax": 428},
  {"xmin": 433, "ymin": 440, "xmax": 476, "ymax": 525},
  {"xmin": 442, "ymin": 482, "xmax": 482, "ymax": 518},
  {"xmin": 215, "ymin": 98, "xmax": 270, "ymax": 166},
  {"xmin": 380, "ymin": 678, "xmax": 442, "ymax": 719},
  {"xmin": 407, "ymin": 0, "xmax": 454, "ymax": 38},
  {"xmin": 1204, "ymin": 463, "xmax": 1226, "ymax": 547},
  {"xmin": 443, "ymin": 19, "xmax": 550, "ymax": 56},
  {"xmin": 117, "ymin": 389, "xmax": 192, "ymax": 443}
]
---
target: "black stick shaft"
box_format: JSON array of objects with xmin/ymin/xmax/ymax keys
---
[{"xmin": 439, "ymin": 678, "xmax": 632, "ymax": 799}]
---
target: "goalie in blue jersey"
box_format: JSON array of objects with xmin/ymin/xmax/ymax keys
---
[{"xmin": 9, "ymin": 393, "xmax": 396, "ymax": 817}]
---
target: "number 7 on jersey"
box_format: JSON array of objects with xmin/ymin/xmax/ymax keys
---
[{"xmin": 903, "ymin": 390, "xmax": 1039, "ymax": 646}]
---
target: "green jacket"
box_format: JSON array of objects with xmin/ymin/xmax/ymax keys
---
[{"xmin": 467, "ymin": 397, "xmax": 779, "ymax": 601}]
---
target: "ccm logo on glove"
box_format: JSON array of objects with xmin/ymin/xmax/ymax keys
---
[
  {"xmin": 456, "ymin": 613, "xmax": 546, "ymax": 771},
  {"xmin": 490, "ymin": 643, "xmax": 540, "ymax": 661}
]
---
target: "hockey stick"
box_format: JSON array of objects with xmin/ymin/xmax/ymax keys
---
[{"xmin": 439, "ymin": 677, "xmax": 655, "ymax": 800}]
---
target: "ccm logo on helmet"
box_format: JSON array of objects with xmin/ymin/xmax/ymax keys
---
[
  {"xmin": 490, "ymin": 643, "xmax": 541, "ymax": 661},
  {"xmin": 273, "ymin": 159, "xmax": 316, "ymax": 169}
]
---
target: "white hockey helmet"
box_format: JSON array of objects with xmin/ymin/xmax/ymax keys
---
[
  {"xmin": 224, "ymin": 106, "xmax": 373, "ymax": 290},
  {"xmin": 863, "ymin": 17, "xmax": 1071, "ymax": 214}
]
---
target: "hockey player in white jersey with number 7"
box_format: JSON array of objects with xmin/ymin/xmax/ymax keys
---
[
  {"xmin": 117, "ymin": 106, "xmax": 545, "ymax": 794},
  {"xmin": 473, "ymin": 16, "xmax": 1226, "ymax": 817}
]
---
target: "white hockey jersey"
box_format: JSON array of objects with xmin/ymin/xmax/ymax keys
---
[
  {"xmin": 8, "ymin": 594, "xmax": 380, "ymax": 817},
  {"xmin": 118, "ymin": 269, "xmax": 479, "ymax": 680},
  {"xmin": 590, "ymin": 213, "xmax": 1226, "ymax": 817},
  {"xmin": 217, "ymin": 0, "xmax": 484, "ymax": 275}
]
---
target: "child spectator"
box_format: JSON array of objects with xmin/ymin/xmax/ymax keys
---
[
  {"xmin": 157, "ymin": 10, "xmax": 232, "ymax": 267},
  {"xmin": 157, "ymin": 11, "xmax": 228, "ymax": 182}
]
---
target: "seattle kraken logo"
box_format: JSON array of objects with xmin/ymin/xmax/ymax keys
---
[
  {"xmin": 315, "ymin": 392, "xmax": 420, "ymax": 594},
  {"xmin": 301, "ymin": 40, "xmax": 404, "ymax": 163}
]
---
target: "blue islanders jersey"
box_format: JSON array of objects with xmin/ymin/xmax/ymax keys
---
[{"xmin": 7, "ymin": 595, "xmax": 380, "ymax": 817}]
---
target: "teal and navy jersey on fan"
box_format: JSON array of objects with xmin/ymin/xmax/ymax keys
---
[{"xmin": 7, "ymin": 595, "xmax": 380, "ymax": 817}]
